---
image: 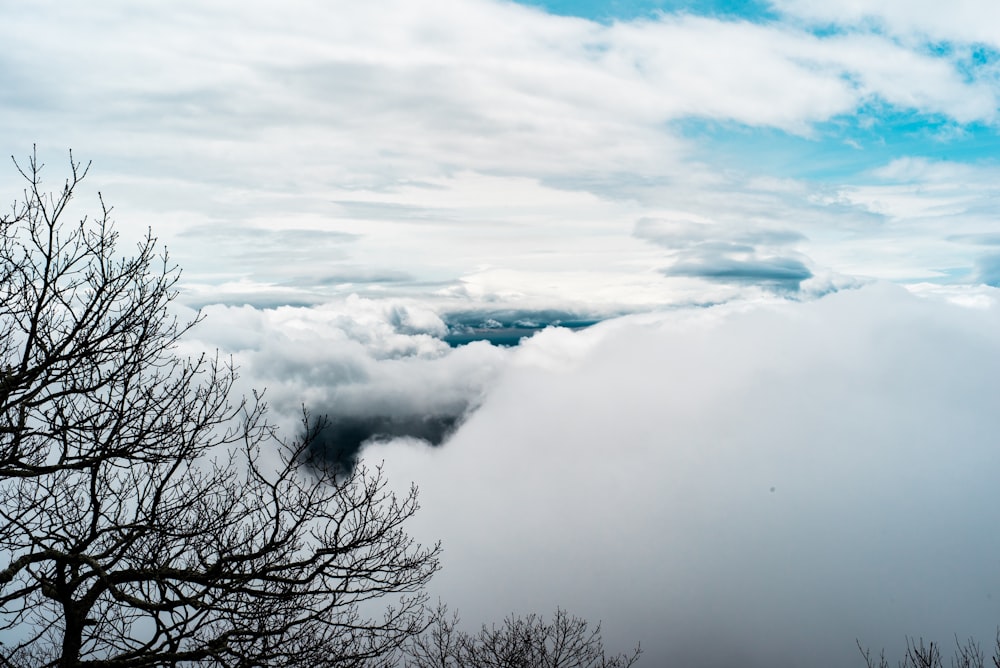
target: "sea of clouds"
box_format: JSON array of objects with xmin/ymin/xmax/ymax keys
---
[
  {"xmin": 6, "ymin": 1, "xmax": 1000, "ymax": 664},
  {"xmin": 180, "ymin": 282, "xmax": 1000, "ymax": 667}
]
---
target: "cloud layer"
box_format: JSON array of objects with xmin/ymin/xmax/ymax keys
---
[
  {"xmin": 359, "ymin": 285, "xmax": 1000, "ymax": 667},
  {"xmin": 178, "ymin": 296, "xmax": 510, "ymax": 467},
  {"xmin": 3, "ymin": 0, "xmax": 1000, "ymax": 309},
  {"xmin": 5, "ymin": 3, "xmax": 1000, "ymax": 665}
]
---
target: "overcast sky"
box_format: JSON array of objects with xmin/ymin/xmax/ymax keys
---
[{"xmin": 4, "ymin": 1, "xmax": 1000, "ymax": 665}]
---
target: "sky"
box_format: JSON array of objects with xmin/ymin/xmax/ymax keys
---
[{"xmin": 3, "ymin": 1, "xmax": 1000, "ymax": 665}]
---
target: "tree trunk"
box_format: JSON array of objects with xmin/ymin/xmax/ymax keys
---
[{"xmin": 59, "ymin": 606, "xmax": 83, "ymax": 668}]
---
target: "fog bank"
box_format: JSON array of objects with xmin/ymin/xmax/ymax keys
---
[{"xmin": 367, "ymin": 284, "xmax": 1000, "ymax": 667}]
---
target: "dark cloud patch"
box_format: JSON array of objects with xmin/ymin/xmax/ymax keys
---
[
  {"xmin": 635, "ymin": 217, "xmax": 813, "ymax": 292},
  {"xmin": 185, "ymin": 299, "xmax": 508, "ymax": 470},
  {"xmin": 441, "ymin": 309, "xmax": 604, "ymax": 347},
  {"xmin": 304, "ymin": 412, "xmax": 462, "ymax": 473},
  {"xmin": 664, "ymin": 255, "xmax": 813, "ymax": 291}
]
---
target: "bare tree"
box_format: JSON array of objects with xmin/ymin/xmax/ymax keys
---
[
  {"xmin": 859, "ymin": 632, "xmax": 1000, "ymax": 668},
  {"xmin": 0, "ymin": 150, "xmax": 440, "ymax": 667},
  {"xmin": 404, "ymin": 603, "xmax": 464, "ymax": 668},
  {"xmin": 404, "ymin": 603, "xmax": 641, "ymax": 668}
]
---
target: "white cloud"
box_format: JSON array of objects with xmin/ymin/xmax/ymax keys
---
[
  {"xmin": 5, "ymin": 2, "xmax": 1000, "ymax": 663},
  {"xmin": 3, "ymin": 0, "xmax": 998, "ymax": 308},
  {"xmin": 816, "ymin": 158, "xmax": 1000, "ymax": 281},
  {"xmin": 773, "ymin": 0, "xmax": 1000, "ymax": 47},
  {"xmin": 180, "ymin": 296, "xmax": 509, "ymax": 442},
  {"xmin": 368, "ymin": 284, "xmax": 1000, "ymax": 666}
]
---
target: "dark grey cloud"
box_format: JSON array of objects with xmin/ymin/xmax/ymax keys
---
[
  {"xmin": 305, "ymin": 413, "xmax": 461, "ymax": 474},
  {"xmin": 635, "ymin": 217, "xmax": 813, "ymax": 291},
  {"xmin": 181, "ymin": 297, "xmax": 510, "ymax": 478},
  {"xmin": 664, "ymin": 254, "xmax": 813, "ymax": 290}
]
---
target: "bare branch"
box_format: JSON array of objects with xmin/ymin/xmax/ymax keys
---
[
  {"xmin": 0, "ymin": 151, "xmax": 440, "ymax": 667},
  {"xmin": 405, "ymin": 605, "xmax": 641, "ymax": 668}
]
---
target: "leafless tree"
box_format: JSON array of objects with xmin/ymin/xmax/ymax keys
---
[
  {"xmin": 859, "ymin": 631, "xmax": 1000, "ymax": 668},
  {"xmin": 404, "ymin": 603, "xmax": 641, "ymax": 668},
  {"xmin": 0, "ymin": 150, "xmax": 440, "ymax": 667}
]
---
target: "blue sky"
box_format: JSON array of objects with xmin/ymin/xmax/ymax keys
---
[
  {"xmin": 518, "ymin": 0, "xmax": 777, "ymax": 22},
  {"xmin": 520, "ymin": 0, "xmax": 1000, "ymax": 184},
  {"xmin": 678, "ymin": 113, "xmax": 1000, "ymax": 181},
  {"xmin": 3, "ymin": 2, "xmax": 1000, "ymax": 665}
]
